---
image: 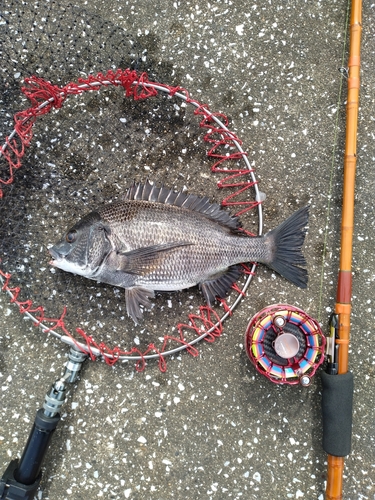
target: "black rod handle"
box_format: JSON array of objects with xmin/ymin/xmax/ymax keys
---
[{"xmin": 321, "ymin": 371, "xmax": 354, "ymax": 457}]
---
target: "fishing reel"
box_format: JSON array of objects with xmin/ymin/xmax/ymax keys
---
[{"xmin": 244, "ymin": 304, "xmax": 326, "ymax": 386}]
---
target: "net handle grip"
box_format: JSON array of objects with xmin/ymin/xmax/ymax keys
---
[{"xmin": 14, "ymin": 409, "xmax": 61, "ymax": 485}]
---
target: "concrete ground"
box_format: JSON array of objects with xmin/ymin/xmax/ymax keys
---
[{"xmin": 0, "ymin": 1, "xmax": 374, "ymax": 499}]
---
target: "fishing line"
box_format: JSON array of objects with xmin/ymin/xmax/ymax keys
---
[
  {"xmin": 317, "ymin": 0, "xmax": 351, "ymax": 323},
  {"xmin": 244, "ymin": 304, "xmax": 326, "ymax": 386}
]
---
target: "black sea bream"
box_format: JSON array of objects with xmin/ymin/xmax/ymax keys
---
[{"xmin": 49, "ymin": 181, "xmax": 309, "ymax": 323}]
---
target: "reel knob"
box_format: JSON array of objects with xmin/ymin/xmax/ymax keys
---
[{"xmin": 274, "ymin": 333, "xmax": 300, "ymax": 359}]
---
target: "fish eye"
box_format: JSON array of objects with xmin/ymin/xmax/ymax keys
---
[{"xmin": 66, "ymin": 230, "xmax": 77, "ymax": 243}]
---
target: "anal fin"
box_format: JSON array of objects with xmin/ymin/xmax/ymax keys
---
[
  {"xmin": 125, "ymin": 287, "xmax": 155, "ymax": 324},
  {"xmin": 199, "ymin": 265, "xmax": 243, "ymax": 305}
]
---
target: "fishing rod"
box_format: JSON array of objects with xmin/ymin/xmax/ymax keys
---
[{"xmin": 322, "ymin": 0, "xmax": 362, "ymax": 498}]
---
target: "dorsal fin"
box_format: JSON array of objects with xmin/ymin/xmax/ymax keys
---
[{"xmin": 124, "ymin": 180, "xmax": 242, "ymax": 231}]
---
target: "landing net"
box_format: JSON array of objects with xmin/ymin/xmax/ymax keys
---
[
  {"xmin": 0, "ymin": 6, "xmax": 263, "ymax": 371},
  {"xmin": 0, "ymin": 69, "xmax": 263, "ymax": 370}
]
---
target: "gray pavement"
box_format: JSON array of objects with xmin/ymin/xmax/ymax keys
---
[{"xmin": 0, "ymin": 1, "xmax": 374, "ymax": 499}]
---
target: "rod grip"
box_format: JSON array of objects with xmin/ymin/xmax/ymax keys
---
[{"xmin": 321, "ymin": 371, "xmax": 354, "ymax": 457}]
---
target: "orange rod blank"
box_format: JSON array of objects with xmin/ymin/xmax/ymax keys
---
[
  {"xmin": 336, "ymin": 0, "xmax": 361, "ymax": 375},
  {"xmin": 326, "ymin": 0, "xmax": 362, "ymax": 499}
]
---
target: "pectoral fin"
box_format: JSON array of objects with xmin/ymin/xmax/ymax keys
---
[
  {"xmin": 125, "ymin": 287, "xmax": 155, "ymax": 324},
  {"xmin": 116, "ymin": 242, "xmax": 192, "ymax": 275}
]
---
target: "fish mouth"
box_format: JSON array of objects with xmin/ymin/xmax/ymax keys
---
[
  {"xmin": 48, "ymin": 247, "xmax": 61, "ymax": 265},
  {"xmin": 48, "ymin": 246, "xmax": 88, "ymax": 276}
]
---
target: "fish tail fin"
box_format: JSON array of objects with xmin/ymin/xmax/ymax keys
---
[{"xmin": 264, "ymin": 206, "xmax": 309, "ymax": 288}]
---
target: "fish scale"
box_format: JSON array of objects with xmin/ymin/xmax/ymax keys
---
[{"xmin": 49, "ymin": 181, "xmax": 309, "ymax": 324}]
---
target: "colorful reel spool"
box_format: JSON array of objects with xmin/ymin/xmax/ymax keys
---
[{"xmin": 244, "ymin": 304, "xmax": 326, "ymax": 386}]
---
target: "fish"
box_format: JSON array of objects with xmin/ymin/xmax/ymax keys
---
[{"xmin": 49, "ymin": 181, "xmax": 309, "ymax": 324}]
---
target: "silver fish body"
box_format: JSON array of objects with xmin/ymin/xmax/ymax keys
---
[{"xmin": 49, "ymin": 181, "xmax": 309, "ymax": 323}]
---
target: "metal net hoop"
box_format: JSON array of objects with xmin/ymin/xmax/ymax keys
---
[{"xmin": 0, "ymin": 68, "xmax": 263, "ymax": 370}]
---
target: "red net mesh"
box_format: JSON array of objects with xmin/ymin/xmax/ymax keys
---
[{"xmin": 0, "ymin": 69, "xmax": 262, "ymax": 371}]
